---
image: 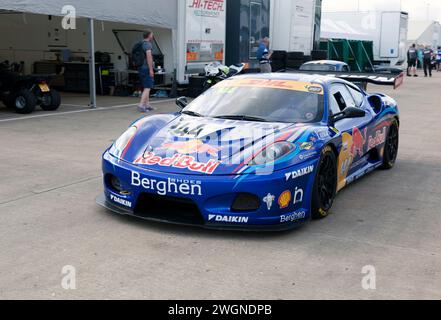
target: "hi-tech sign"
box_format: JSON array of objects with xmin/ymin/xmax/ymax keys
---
[{"xmin": 189, "ymin": 0, "xmax": 225, "ymax": 17}]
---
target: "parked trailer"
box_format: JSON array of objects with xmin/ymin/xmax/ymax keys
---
[{"xmin": 321, "ymin": 11, "xmax": 409, "ymax": 68}]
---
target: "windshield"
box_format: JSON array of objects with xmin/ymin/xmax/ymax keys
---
[
  {"xmin": 300, "ymin": 64, "xmax": 337, "ymax": 71},
  {"xmin": 184, "ymin": 79, "xmax": 325, "ymax": 124}
]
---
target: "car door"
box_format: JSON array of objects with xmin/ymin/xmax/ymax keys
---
[{"xmin": 328, "ymin": 82, "xmax": 373, "ymax": 191}]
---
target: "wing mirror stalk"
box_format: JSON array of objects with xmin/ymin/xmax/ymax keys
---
[{"xmin": 330, "ymin": 107, "xmax": 366, "ymax": 125}]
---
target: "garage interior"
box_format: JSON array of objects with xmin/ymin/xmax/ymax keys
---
[{"xmin": 0, "ymin": 9, "xmax": 175, "ymax": 117}]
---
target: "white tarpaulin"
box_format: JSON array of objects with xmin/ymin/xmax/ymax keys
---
[
  {"xmin": 321, "ymin": 18, "xmax": 372, "ymax": 41},
  {"xmin": 0, "ymin": 0, "xmax": 177, "ymax": 29}
]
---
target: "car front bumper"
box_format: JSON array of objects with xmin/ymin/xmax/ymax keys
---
[{"xmin": 97, "ymin": 151, "xmax": 318, "ymax": 231}]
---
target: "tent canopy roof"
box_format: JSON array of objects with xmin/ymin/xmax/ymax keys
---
[
  {"xmin": 408, "ymin": 20, "xmax": 438, "ymax": 42},
  {"xmin": 0, "ymin": 0, "xmax": 177, "ymax": 29}
]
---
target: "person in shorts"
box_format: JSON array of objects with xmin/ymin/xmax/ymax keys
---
[
  {"xmin": 407, "ymin": 44, "xmax": 418, "ymax": 77},
  {"xmin": 138, "ymin": 31, "xmax": 155, "ymax": 112}
]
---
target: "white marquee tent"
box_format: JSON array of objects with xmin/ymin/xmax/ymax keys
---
[{"xmin": 0, "ymin": 0, "xmax": 178, "ymax": 107}]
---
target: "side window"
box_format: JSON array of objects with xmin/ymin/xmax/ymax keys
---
[
  {"xmin": 342, "ymin": 65, "xmax": 350, "ymax": 72},
  {"xmin": 329, "ymin": 84, "xmax": 356, "ymax": 114},
  {"xmin": 329, "ymin": 95, "xmax": 341, "ymax": 115},
  {"xmin": 347, "ymin": 85, "xmax": 365, "ymax": 107}
]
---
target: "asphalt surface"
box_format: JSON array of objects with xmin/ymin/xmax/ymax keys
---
[{"xmin": 0, "ymin": 72, "xmax": 440, "ymax": 300}]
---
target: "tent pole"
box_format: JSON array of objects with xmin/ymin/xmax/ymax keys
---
[{"xmin": 88, "ymin": 18, "xmax": 97, "ymax": 109}]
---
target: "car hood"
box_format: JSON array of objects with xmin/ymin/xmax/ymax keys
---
[{"xmin": 120, "ymin": 114, "xmax": 321, "ymax": 176}]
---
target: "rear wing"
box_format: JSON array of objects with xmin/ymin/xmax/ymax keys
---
[{"xmin": 284, "ymin": 69, "xmax": 404, "ymax": 90}]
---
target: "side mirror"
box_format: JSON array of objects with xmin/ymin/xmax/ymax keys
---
[
  {"xmin": 176, "ymin": 96, "xmax": 188, "ymax": 110},
  {"xmin": 332, "ymin": 107, "xmax": 366, "ymax": 123}
]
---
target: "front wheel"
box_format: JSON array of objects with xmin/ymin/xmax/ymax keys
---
[
  {"xmin": 11, "ymin": 89, "xmax": 37, "ymax": 114},
  {"xmin": 40, "ymin": 90, "xmax": 61, "ymax": 111},
  {"xmin": 381, "ymin": 121, "xmax": 399, "ymax": 169},
  {"xmin": 311, "ymin": 146, "xmax": 338, "ymax": 219}
]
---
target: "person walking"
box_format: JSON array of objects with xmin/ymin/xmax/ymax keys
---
[
  {"xmin": 257, "ymin": 37, "xmax": 273, "ymax": 73},
  {"xmin": 134, "ymin": 30, "xmax": 155, "ymax": 112},
  {"xmin": 423, "ymin": 45, "xmax": 433, "ymax": 77},
  {"xmin": 407, "ymin": 44, "xmax": 418, "ymax": 77},
  {"xmin": 436, "ymin": 46, "xmax": 441, "ymax": 72}
]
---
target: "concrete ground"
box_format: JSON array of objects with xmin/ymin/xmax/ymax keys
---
[{"xmin": 0, "ymin": 72, "xmax": 440, "ymax": 300}]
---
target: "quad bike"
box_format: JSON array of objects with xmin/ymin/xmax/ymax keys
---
[
  {"xmin": 202, "ymin": 62, "xmax": 245, "ymax": 91},
  {"xmin": 0, "ymin": 61, "xmax": 61, "ymax": 114}
]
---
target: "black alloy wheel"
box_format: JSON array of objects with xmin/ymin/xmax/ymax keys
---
[
  {"xmin": 311, "ymin": 146, "xmax": 337, "ymax": 219},
  {"xmin": 381, "ymin": 121, "xmax": 399, "ymax": 169}
]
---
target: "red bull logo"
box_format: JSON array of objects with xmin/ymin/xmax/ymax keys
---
[
  {"xmin": 368, "ymin": 127, "xmax": 387, "ymax": 149},
  {"xmin": 351, "ymin": 127, "xmax": 367, "ymax": 158},
  {"xmin": 134, "ymin": 152, "xmax": 221, "ymax": 175},
  {"xmin": 158, "ymin": 140, "xmax": 220, "ymax": 157}
]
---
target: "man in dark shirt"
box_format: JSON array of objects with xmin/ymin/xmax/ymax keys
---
[
  {"xmin": 138, "ymin": 30, "xmax": 155, "ymax": 112},
  {"xmin": 423, "ymin": 45, "xmax": 433, "ymax": 77},
  {"xmin": 407, "ymin": 44, "xmax": 418, "ymax": 77}
]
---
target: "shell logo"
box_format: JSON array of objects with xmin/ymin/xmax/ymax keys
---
[{"xmin": 278, "ymin": 190, "xmax": 292, "ymax": 209}]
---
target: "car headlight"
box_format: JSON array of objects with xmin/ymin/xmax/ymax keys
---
[
  {"xmin": 109, "ymin": 126, "xmax": 137, "ymax": 159},
  {"xmin": 249, "ymin": 142, "xmax": 296, "ymax": 166}
]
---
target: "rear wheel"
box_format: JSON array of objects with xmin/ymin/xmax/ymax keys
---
[
  {"xmin": 11, "ymin": 89, "xmax": 37, "ymax": 114},
  {"xmin": 311, "ymin": 146, "xmax": 338, "ymax": 219},
  {"xmin": 381, "ymin": 121, "xmax": 399, "ymax": 169},
  {"xmin": 40, "ymin": 90, "xmax": 61, "ymax": 111}
]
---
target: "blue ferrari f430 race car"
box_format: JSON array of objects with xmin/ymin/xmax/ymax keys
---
[{"xmin": 97, "ymin": 72, "xmax": 401, "ymax": 231}]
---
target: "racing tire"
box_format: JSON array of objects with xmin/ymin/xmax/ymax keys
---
[
  {"xmin": 311, "ymin": 146, "xmax": 338, "ymax": 220},
  {"xmin": 40, "ymin": 90, "xmax": 61, "ymax": 111},
  {"xmin": 381, "ymin": 121, "xmax": 399, "ymax": 170},
  {"xmin": 11, "ymin": 89, "xmax": 37, "ymax": 114}
]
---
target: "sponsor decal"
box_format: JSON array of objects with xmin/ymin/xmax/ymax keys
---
[
  {"xmin": 134, "ymin": 152, "xmax": 221, "ymax": 175},
  {"xmin": 216, "ymin": 79, "xmax": 324, "ymax": 94},
  {"xmin": 285, "ymin": 165, "xmax": 314, "ymax": 181},
  {"xmin": 306, "ymin": 85, "xmax": 323, "ymax": 94},
  {"xmin": 263, "ymin": 193, "xmax": 275, "ymax": 211},
  {"xmin": 157, "ymin": 140, "xmax": 220, "ymax": 156},
  {"xmin": 293, "ymin": 187, "xmax": 304, "ymax": 205},
  {"xmin": 278, "ymin": 190, "xmax": 292, "ymax": 209},
  {"xmin": 300, "ymin": 142, "xmax": 314, "ymax": 150},
  {"xmin": 110, "ymin": 194, "xmax": 132, "ymax": 208},
  {"xmin": 315, "ymin": 129, "xmax": 330, "ymax": 140},
  {"xmin": 351, "ymin": 127, "xmax": 367, "ymax": 158},
  {"xmin": 368, "ymin": 127, "xmax": 387, "ymax": 149},
  {"xmin": 280, "ymin": 211, "xmax": 306, "ymax": 223},
  {"xmin": 299, "ymin": 151, "xmax": 318, "ymax": 161},
  {"xmin": 131, "ymin": 171, "xmax": 202, "ymax": 196},
  {"xmin": 208, "ymin": 214, "xmax": 249, "ymax": 224}
]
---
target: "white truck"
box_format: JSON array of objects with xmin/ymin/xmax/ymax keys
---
[
  {"xmin": 270, "ymin": 0, "xmax": 318, "ymax": 54},
  {"xmin": 321, "ymin": 11, "xmax": 409, "ymax": 67},
  {"xmin": 176, "ymin": 0, "xmax": 227, "ymax": 84}
]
